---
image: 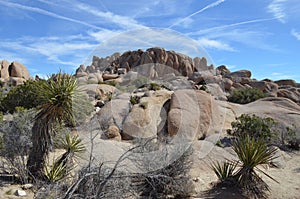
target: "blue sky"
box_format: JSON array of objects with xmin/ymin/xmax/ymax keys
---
[{"xmin": 0, "ymin": 0, "xmax": 299, "ymax": 82}]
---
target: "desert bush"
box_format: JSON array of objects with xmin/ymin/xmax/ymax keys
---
[
  {"xmin": 137, "ymin": 147, "xmax": 194, "ymax": 198},
  {"xmin": 0, "ymin": 109, "xmax": 34, "ymax": 183},
  {"xmin": 0, "ymin": 80, "xmax": 45, "ymax": 113},
  {"xmin": 228, "ymin": 87, "xmax": 267, "ymax": 104},
  {"xmin": 130, "ymin": 95, "xmax": 141, "ymax": 105},
  {"xmin": 228, "ymin": 114, "xmax": 277, "ymax": 143},
  {"xmin": 228, "ymin": 114, "xmax": 299, "ymax": 149},
  {"xmin": 280, "ymin": 125, "xmax": 299, "ymax": 150}
]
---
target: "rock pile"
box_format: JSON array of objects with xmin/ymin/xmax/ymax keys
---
[
  {"xmin": 0, "ymin": 60, "xmax": 31, "ymax": 86},
  {"xmin": 74, "ymin": 47, "xmax": 213, "ymax": 84},
  {"xmin": 215, "ymin": 66, "xmax": 300, "ymax": 104},
  {"xmin": 73, "ymin": 47, "xmax": 299, "ymax": 143}
]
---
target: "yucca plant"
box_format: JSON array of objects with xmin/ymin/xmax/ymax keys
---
[
  {"xmin": 211, "ymin": 161, "xmax": 237, "ymax": 182},
  {"xmin": 232, "ymin": 135, "xmax": 278, "ymax": 198},
  {"xmin": 27, "ymin": 72, "xmax": 78, "ymax": 179},
  {"xmin": 45, "ymin": 133, "xmax": 85, "ymax": 183},
  {"xmin": 56, "ymin": 133, "xmax": 86, "ymax": 160}
]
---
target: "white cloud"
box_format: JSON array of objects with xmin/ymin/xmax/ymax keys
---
[
  {"xmin": 74, "ymin": 2, "xmax": 145, "ymax": 29},
  {"xmin": 87, "ymin": 30, "xmax": 122, "ymax": 42},
  {"xmin": 291, "ymin": 29, "xmax": 300, "ymax": 41},
  {"xmin": 0, "ymin": 0, "xmax": 104, "ymax": 30},
  {"xmin": 37, "ymin": 0, "xmax": 145, "ymax": 30},
  {"xmin": 267, "ymin": 0, "xmax": 287, "ymax": 23},
  {"xmin": 169, "ymin": 0, "xmax": 225, "ymax": 28},
  {"xmin": 197, "ymin": 38, "xmax": 235, "ymax": 51}
]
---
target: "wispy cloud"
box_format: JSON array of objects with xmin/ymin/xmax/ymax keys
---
[
  {"xmin": 187, "ymin": 18, "xmax": 279, "ymax": 52},
  {"xmin": 169, "ymin": 0, "xmax": 225, "ymax": 28},
  {"xmin": 37, "ymin": 0, "xmax": 145, "ymax": 30},
  {"xmin": 0, "ymin": 0, "xmax": 104, "ymax": 30},
  {"xmin": 267, "ymin": 0, "xmax": 287, "ymax": 23},
  {"xmin": 188, "ymin": 18, "xmax": 277, "ymax": 36},
  {"xmin": 270, "ymin": 72, "xmax": 295, "ymax": 80},
  {"xmin": 197, "ymin": 38, "xmax": 235, "ymax": 51},
  {"xmin": 88, "ymin": 30, "xmax": 122, "ymax": 42},
  {"xmin": 0, "ymin": 35, "xmax": 97, "ymax": 67},
  {"xmin": 73, "ymin": 2, "xmax": 145, "ymax": 29},
  {"xmin": 291, "ymin": 29, "xmax": 300, "ymax": 41}
]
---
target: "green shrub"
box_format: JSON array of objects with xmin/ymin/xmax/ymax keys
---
[
  {"xmin": 228, "ymin": 88, "xmax": 267, "ymax": 104},
  {"xmin": 130, "ymin": 95, "xmax": 141, "ymax": 105},
  {"xmin": 149, "ymin": 82, "xmax": 161, "ymax": 91},
  {"xmin": 228, "ymin": 114, "xmax": 277, "ymax": 143},
  {"xmin": 0, "ymin": 80, "xmax": 45, "ymax": 113}
]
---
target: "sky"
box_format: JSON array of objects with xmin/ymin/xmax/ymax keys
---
[{"xmin": 0, "ymin": 0, "xmax": 299, "ymax": 82}]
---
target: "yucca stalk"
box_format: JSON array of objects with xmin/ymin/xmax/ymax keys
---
[{"xmin": 27, "ymin": 72, "xmax": 78, "ymax": 180}]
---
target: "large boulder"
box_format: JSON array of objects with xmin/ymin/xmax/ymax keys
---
[
  {"xmin": 224, "ymin": 70, "xmax": 251, "ymax": 84},
  {"xmin": 277, "ymin": 89, "xmax": 300, "ymax": 103},
  {"xmin": 7, "ymin": 77, "xmax": 26, "ymax": 86},
  {"xmin": 9, "ymin": 61, "xmax": 30, "ymax": 79},
  {"xmin": 96, "ymin": 98, "xmax": 131, "ymax": 134},
  {"xmin": 275, "ymin": 79, "xmax": 297, "ymax": 87},
  {"xmin": 0, "ymin": 60, "xmax": 10, "ymax": 79},
  {"xmin": 122, "ymin": 90, "xmax": 173, "ymax": 139},
  {"xmin": 167, "ymin": 89, "xmax": 221, "ymax": 140},
  {"xmin": 103, "ymin": 125, "xmax": 121, "ymax": 141},
  {"xmin": 216, "ymin": 65, "xmax": 231, "ymax": 76}
]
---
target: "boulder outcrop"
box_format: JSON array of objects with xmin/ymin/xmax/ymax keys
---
[{"xmin": 0, "ymin": 60, "xmax": 30, "ymax": 85}]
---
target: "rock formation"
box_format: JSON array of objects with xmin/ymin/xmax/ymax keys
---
[
  {"xmin": 74, "ymin": 47, "xmax": 213, "ymax": 84},
  {"xmin": 0, "ymin": 60, "xmax": 31, "ymax": 86}
]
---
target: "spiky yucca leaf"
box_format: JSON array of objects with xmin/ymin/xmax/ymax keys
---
[
  {"xmin": 211, "ymin": 161, "xmax": 236, "ymax": 181},
  {"xmin": 44, "ymin": 160, "xmax": 70, "ymax": 183},
  {"xmin": 56, "ymin": 133, "xmax": 85, "ymax": 159},
  {"xmin": 232, "ymin": 135, "xmax": 277, "ymax": 171}
]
